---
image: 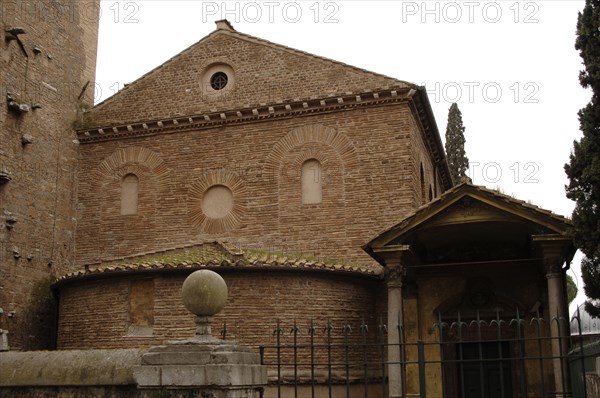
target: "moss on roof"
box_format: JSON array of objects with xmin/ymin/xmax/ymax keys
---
[{"xmin": 54, "ymin": 241, "xmax": 382, "ymax": 286}]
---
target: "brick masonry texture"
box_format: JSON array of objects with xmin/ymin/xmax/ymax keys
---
[
  {"xmin": 85, "ymin": 27, "xmax": 409, "ymax": 127},
  {"xmin": 74, "ymin": 105, "xmax": 439, "ymax": 268},
  {"xmin": 56, "ymin": 270, "xmax": 385, "ymax": 363},
  {"xmin": 58, "ymin": 25, "xmax": 446, "ymax": 351},
  {"xmin": 0, "ymin": 0, "xmax": 99, "ymax": 350},
  {"xmin": 1, "ymin": 11, "xmax": 447, "ymax": 352}
]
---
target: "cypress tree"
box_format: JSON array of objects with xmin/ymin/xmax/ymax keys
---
[
  {"xmin": 566, "ymin": 274, "xmax": 579, "ymax": 305},
  {"xmin": 565, "ymin": 0, "xmax": 600, "ymax": 317},
  {"xmin": 445, "ymin": 103, "xmax": 469, "ymax": 185}
]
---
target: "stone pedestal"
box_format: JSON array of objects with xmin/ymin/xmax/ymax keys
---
[
  {"xmin": 134, "ymin": 340, "xmax": 266, "ymax": 396},
  {"xmin": 133, "ymin": 270, "xmax": 267, "ymax": 397}
]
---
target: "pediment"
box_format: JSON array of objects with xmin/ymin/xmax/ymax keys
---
[
  {"xmin": 417, "ymin": 195, "xmax": 533, "ymax": 229},
  {"xmin": 85, "ymin": 23, "xmax": 410, "ymax": 127},
  {"xmin": 364, "ymin": 183, "xmax": 573, "ymax": 265}
]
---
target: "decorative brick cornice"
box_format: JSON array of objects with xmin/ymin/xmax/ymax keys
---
[{"xmin": 76, "ymin": 87, "xmax": 413, "ymax": 143}]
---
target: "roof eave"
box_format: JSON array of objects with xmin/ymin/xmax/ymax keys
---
[
  {"xmin": 76, "ymin": 86, "xmax": 414, "ymax": 143},
  {"xmin": 51, "ymin": 263, "xmax": 383, "ymax": 291},
  {"xmin": 414, "ymin": 86, "xmax": 453, "ymax": 191}
]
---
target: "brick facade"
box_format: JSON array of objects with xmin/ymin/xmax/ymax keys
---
[
  {"xmin": 84, "ymin": 26, "xmax": 406, "ymax": 127},
  {"xmin": 0, "ymin": 14, "xmax": 580, "ymax": 397},
  {"xmin": 74, "ymin": 104, "xmax": 441, "ymax": 268},
  {"xmin": 0, "ymin": 0, "xmax": 99, "ymax": 350},
  {"xmin": 51, "ymin": 21, "xmax": 452, "ymax": 350},
  {"xmin": 56, "ymin": 270, "xmax": 383, "ymax": 351},
  {"xmin": 2, "ymin": 14, "xmax": 451, "ymax": 351}
]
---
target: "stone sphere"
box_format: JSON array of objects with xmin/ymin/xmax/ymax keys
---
[{"xmin": 181, "ymin": 270, "xmax": 228, "ymax": 316}]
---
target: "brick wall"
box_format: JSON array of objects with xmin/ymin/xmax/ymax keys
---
[
  {"xmin": 0, "ymin": 15, "xmax": 452, "ymax": 355},
  {"xmin": 0, "ymin": 0, "xmax": 99, "ymax": 350},
  {"xmin": 409, "ymin": 112, "xmax": 441, "ymax": 207},
  {"xmin": 75, "ymin": 103, "xmax": 432, "ymax": 269},
  {"xmin": 85, "ymin": 28, "xmax": 405, "ymax": 127},
  {"xmin": 56, "ymin": 270, "xmax": 383, "ymax": 351},
  {"xmin": 64, "ymin": 22, "xmax": 449, "ymax": 354}
]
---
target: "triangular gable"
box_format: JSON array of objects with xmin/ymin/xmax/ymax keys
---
[
  {"xmin": 364, "ymin": 183, "xmax": 572, "ymax": 256},
  {"xmin": 86, "ymin": 21, "xmax": 412, "ymax": 127}
]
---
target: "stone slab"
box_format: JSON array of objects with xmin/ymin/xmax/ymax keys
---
[
  {"xmin": 141, "ymin": 351, "xmax": 259, "ymax": 365},
  {"xmin": 131, "ymin": 366, "xmax": 160, "ymax": 387},
  {"xmin": 0, "ymin": 349, "xmax": 147, "ymax": 386},
  {"xmin": 160, "ymin": 364, "xmax": 266, "ymax": 387},
  {"xmin": 134, "ymin": 364, "xmax": 267, "ymax": 388},
  {"xmin": 147, "ymin": 342, "xmax": 244, "ymax": 353}
]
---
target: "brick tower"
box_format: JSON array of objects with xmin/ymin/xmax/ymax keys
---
[{"xmin": 0, "ymin": 1, "xmax": 99, "ymax": 350}]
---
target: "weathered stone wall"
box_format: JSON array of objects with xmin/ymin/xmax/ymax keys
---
[
  {"xmin": 0, "ymin": 348, "xmax": 264, "ymax": 398},
  {"xmin": 56, "ymin": 270, "xmax": 382, "ymax": 351},
  {"xmin": 0, "ymin": 349, "xmax": 145, "ymax": 386},
  {"xmin": 0, "ymin": 388, "xmax": 263, "ymax": 398},
  {"xmin": 0, "ymin": 0, "xmax": 99, "ymax": 350},
  {"xmin": 74, "ymin": 103, "xmax": 432, "ymax": 269}
]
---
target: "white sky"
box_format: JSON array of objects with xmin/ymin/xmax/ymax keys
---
[{"xmin": 94, "ymin": 0, "xmax": 590, "ymax": 313}]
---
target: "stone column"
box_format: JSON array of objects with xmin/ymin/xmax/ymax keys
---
[
  {"xmin": 386, "ymin": 257, "xmax": 404, "ymax": 398},
  {"xmin": 542, "ymin": 243, "xmax": 571, "ymax": 398}
]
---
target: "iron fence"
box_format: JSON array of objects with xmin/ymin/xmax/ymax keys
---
[{"xmin": 236, "ymin": 310, "xmax": 598, "ymax": 398}]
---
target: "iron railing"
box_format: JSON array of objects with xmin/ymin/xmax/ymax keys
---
[{"xmin": 227, "ymin": 310, "xmax": 599, "ymax": 398}]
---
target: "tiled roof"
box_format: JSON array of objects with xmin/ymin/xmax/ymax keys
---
[{"xmin": 54, "ymin": 241, "xmax": 383, "ymax": 286}]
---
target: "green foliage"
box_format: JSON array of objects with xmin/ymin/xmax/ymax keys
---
[
  {"xmin": 565, "ymin": 0, "xmax": 600, "ymax": 317},
  {"xmin": 444, "ymin": 103, "xmax": 469, "ymax": 185},
  {"xmin": 566, "ymin": 274, "xmax": 579, "ymax": 305}
]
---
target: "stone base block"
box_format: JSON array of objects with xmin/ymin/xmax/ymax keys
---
[
  {"xmin": 134, "ymin": 364, "xmax": 266, "ymax": 388},
  {"xmin": 133, "ymin": 341, "xmax": 267, "ymax": 390}
]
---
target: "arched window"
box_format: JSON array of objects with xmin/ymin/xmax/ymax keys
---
[
  {"xmin": 301, "ymin": 159, "xmax": 322, "ymax": 204},
  {"xmin": 121, "ymin": 174, "xmax": 139, "ymax": 215}
]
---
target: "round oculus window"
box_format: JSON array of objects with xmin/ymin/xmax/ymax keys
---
[
  {"xmin": 210, "ymin": 72, "xmax": 228, "ymax": 90},
  {"xmin": 202, "ymin": 185, "xmax": 234, "ymax": 219}
]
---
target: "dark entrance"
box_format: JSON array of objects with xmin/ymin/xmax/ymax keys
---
[{"xmin": 458, "ymin": 342, "xmax": 512, "ymax": 398}]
